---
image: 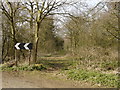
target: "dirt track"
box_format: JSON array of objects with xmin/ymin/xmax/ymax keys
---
[{"xmin": 2, "ymin": 71, "xmax": 99, "ymax": 88}]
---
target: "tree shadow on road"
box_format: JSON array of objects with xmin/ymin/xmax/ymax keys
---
[{"xmin": 37, "ymin": 59, "xmax": 73, "ymax": 71}]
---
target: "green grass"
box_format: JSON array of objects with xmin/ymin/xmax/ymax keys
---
[
  {"xmin": 1, "ymin": 54, "xmax": 118, "ymax": 88},
  {"xmin": 65, "ymin": 69, "xmax": 119, "ymax": 87},
  {"xmin": 100, "ymin": 60, "xmax": 118, "ymax": 70},
  {"xmin": 37, "ymin": 59, "xmax": 74, "ymax": 70},
  {"xmin": 0, "ymin": 64, "xmax": 47, "ymax": 71}
]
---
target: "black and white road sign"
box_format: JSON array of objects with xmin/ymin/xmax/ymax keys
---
[{"xmin": 15, "ymin": 43, "xmax": 33, "ymax": 50}]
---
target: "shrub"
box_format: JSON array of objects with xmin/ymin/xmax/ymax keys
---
[
  {"xmin": 1, "ymin": 64, "xmax": 47, "ymax": 71},
  {"xmin": 30, "ymin": 64, "xmax": 47, "ymax": 70}
]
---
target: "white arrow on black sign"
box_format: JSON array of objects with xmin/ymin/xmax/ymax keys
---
[
  {"xmin": 24, "ymin": 43, "xmax": 30, "ymax": 50},
  {"xmin": 15, "ymin": 43, "xmax": 33, "ymax": 50},
  {"xmin": 15, "ymin": 43, "xmax": 21, "ymax": 50}
]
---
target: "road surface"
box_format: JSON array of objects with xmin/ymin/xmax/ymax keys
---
[{"xmin": 2, "ymin": 71, "xmax": 99, "ymax": 88}]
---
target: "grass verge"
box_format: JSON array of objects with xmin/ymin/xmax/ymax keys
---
[
  {"xmin": 0, "ymin": 64, "xmax": 47, "ymax": 71},
  {"xmin": 64, "ymin": 69, "xmax": 119, "ymax": 88}
]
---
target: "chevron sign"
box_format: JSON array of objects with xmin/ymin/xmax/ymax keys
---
[{"xmin": 15, "ymin": 43, "xmax": 33, "ymax": 50}]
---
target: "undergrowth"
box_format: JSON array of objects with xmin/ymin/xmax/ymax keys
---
[
  {"xmin": 0, "ymin": 64, "xmax": 47, "ymax": 71},
  {"xmin": 65, "ymin": 69, "xmax": 119, "ymax": 87}
]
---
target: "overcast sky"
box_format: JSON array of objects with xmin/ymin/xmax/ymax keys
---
[{"xmin": 53, "ymin": 0, "xmax": 102, "ymax": 38}]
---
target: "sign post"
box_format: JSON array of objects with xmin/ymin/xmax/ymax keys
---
[{"xmin": 15, "ymin": 43, "xmax": 33, "ymax": 66}]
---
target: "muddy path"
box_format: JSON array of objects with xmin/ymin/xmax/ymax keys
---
[{"xmin": 2, "ymin": 71, "xmax": 99, "ymax": 88}]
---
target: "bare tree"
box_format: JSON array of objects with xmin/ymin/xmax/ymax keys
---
[
  {"xmin": 1, "ymin": 2, "xmax": 20, "ymax": 65},
  {"xmin": 22, "ymin": 0, "xmax": 67, "ymax": 63}
]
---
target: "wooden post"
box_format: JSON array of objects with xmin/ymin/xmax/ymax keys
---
[
  {"xmin": 28, "ymin": 50, "xmax": 31, "ymax": 66},
  {"xmin": 15, "ymin": 49, "xmax": 18, "ymax": 66}
]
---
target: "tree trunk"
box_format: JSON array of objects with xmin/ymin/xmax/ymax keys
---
[
  {"xmin": 11, "ymin": 19, "xmax": 17, "ymax": 66},
  {"xmin": 118, "ymin": 2, "xmax": 120, "ymax": 89},
  {"xmin": 33, "ymin": 22, "xmax": 40, "ymax": 63}
]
